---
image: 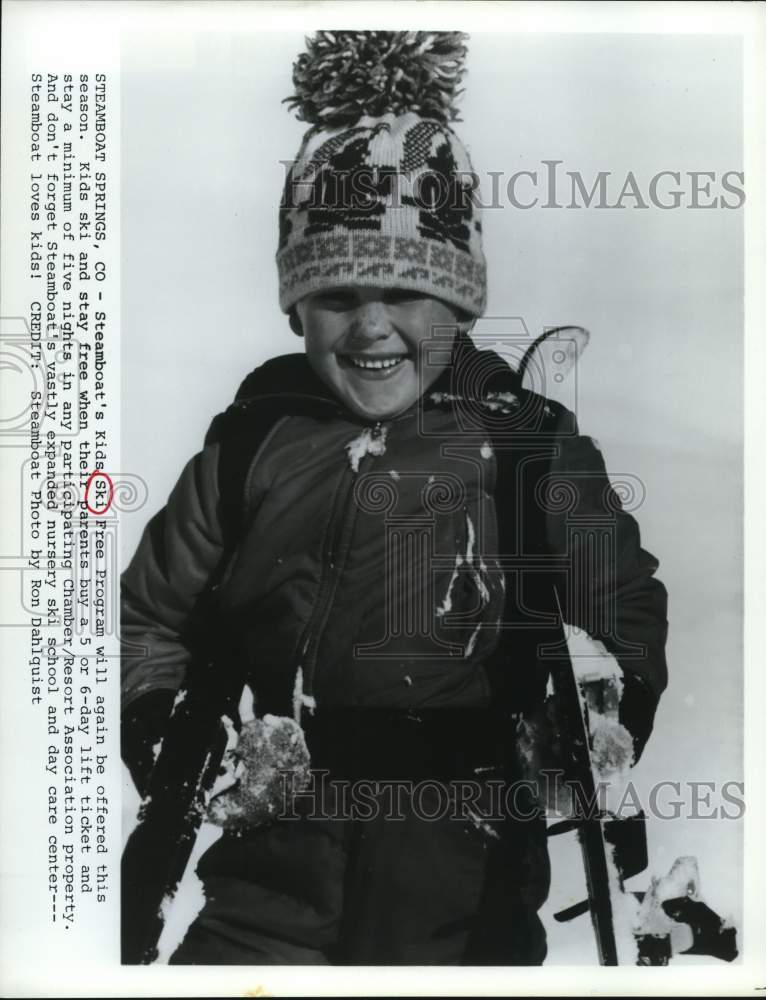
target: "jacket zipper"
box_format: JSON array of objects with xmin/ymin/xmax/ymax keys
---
[{"xmin": 296, "ymin": 420, "xmax": 387, "ymax": 702}]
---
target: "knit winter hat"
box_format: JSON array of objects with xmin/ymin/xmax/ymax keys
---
[{"xmin": 277, "ymin": 31, "xmax": 487, "ymax": 318}]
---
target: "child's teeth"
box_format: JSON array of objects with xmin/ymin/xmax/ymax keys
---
[{"xmin": 350, "ymin": 356, "xmax": 404, "ymax": 370}]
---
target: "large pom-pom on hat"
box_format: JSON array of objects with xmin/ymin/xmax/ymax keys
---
[
  {"xmin": 276, "ymin": 30, "xmax": 487, "ymax": 319},
  {"xmin": 285, "ymin": 30, "xmax": 469, "ymax": 127}
]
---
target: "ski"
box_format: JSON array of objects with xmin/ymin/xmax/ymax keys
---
[
  {"xmin": 545, "ymin": 612, "xmax": 621, "ymax": 966},
  {"xmin": 121, "ymin": 656, "xmax": 246, "ymax": 964}
]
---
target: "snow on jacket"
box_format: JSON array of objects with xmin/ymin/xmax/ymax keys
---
[{"xmin": 120, "ymin": 337, "xmax": 668, "ymax": 757}]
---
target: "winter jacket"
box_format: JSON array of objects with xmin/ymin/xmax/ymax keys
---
[
  {"xmin": 121, "ymin": 335, "xmax": 668, "ymax": 965},
  {"xmin": 121, "ymin": 336, "xmax": 668, "ymax": 778}
]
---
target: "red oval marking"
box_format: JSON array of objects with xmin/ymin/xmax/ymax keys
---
[{"xmin": 85, "ymin": 471, "xmax": 114, "ymax": 515}]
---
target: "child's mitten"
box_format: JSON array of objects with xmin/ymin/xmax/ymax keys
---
[
  {"xmin": 206, "ymin": 715, "xmax": 311, "ymax": 830},
  {"xmin": 589, "ymin": 711, "xmax": 635, "ymax": 778}
]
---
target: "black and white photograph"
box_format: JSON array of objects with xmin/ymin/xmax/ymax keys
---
[
  {"xmin": 119, "ymin": 12, "xmax": 744, "ymax": 971},
  {"xmin": 1, "ymin": 1, "xmax": 765, "ymax": 995}
]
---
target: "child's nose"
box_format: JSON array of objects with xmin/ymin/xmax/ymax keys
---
[{"xmin": 352, "ymin": 301, "xmax": 393, "ymax": 342}]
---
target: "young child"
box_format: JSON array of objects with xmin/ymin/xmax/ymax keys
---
[{"xmin": 121, "ymin": 31, "xmax": 668, "ymax": 965}]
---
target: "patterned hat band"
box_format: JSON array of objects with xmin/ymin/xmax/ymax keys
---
[
  {"xmin": 277, "ymin": 112, "xmax": 488, "ymax": 317},
  {"xmin": 277, "ymin": 232, "xmax": 486, "ymax": 318}
]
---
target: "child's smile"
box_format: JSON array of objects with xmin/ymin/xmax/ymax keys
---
[
  {"xmin": 295, "ymin": 287, "xmax": 469, "ymax": 421},
  {"xmin": 341, "ymin": 352, "xmax": 410, "ymax": 375}
]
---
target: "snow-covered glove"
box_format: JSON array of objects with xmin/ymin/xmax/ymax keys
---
[
  {"xmin": 589, "ymin": 712, "xmax": 635, "ymax": 779},
  {"xmin": 206, "ymin": 715, "xmax": 311, "ymax": 831},
  {"xmin": 120, "ymin": 689, "xmax": 176, "ymax": 797}
]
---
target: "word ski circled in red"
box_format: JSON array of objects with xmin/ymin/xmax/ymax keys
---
[{"xmin": 84, "ymin": 471, "xmax": 114, "ymax": 515}]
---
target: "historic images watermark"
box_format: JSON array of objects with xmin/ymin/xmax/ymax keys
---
[
  {"xmin": 280, "ymin": 159, "xmax": 746, "ymax": 212},
  {"xmin": 274, "ymin": 771, "xmax": 746, "ymax": 825}
]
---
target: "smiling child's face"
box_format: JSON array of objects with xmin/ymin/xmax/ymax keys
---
[{"xmin": 295, "ymin": 287, "xmax": 468, "ymax": 421}]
